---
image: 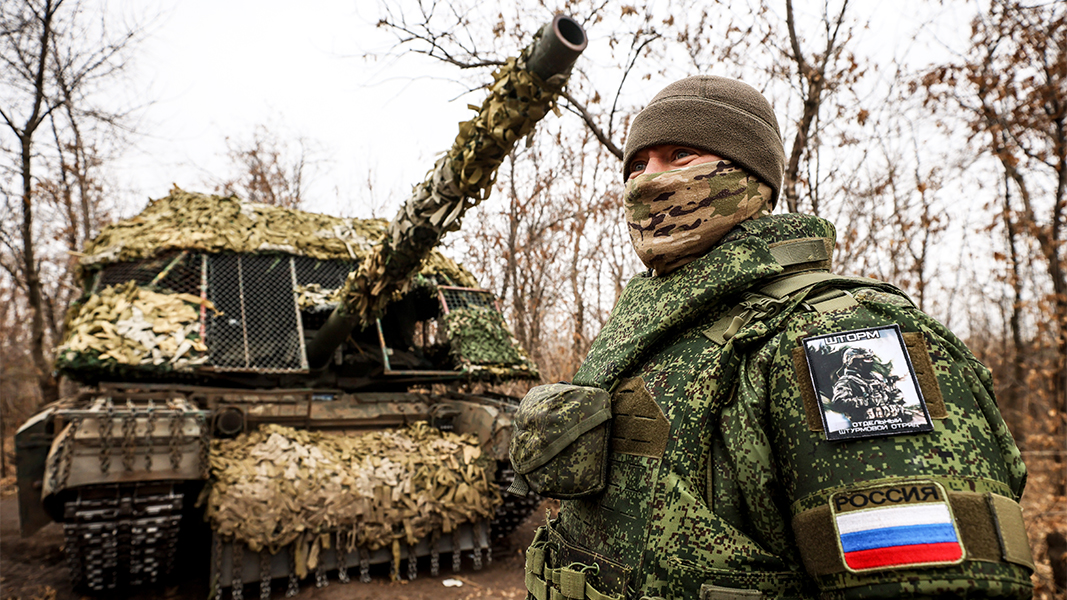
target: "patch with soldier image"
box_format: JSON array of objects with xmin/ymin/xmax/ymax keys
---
[{"xmin": 802, "ymin": 324, "xmax": 933, "ymax": 441}]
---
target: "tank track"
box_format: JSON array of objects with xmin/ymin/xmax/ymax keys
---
[
  {"xmin": 491, "ymin": 465, "xmax": 541, "ymax": 541},
  {"xmin": 57, "ymin": 469, "xmax": 535, "ymax": 595},
  {"xmin": 61, "ymin": 482, "xmax": 184, "ymax": 592},
  {"xmin": 211, "ymin": 519, "xmax": 492, "ymax": 598}
]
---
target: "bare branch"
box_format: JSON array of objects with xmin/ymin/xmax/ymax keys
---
[
  {"xmin": 784, "ymin": 0, "xmax": 810, "ymax": 78},
  {"xmin": 559, "ymin": 89, "xmax": 623, "ymax": 160},
  {"xmin": 607, "ymin": 32, "xmax": 660, "ymax": 144}
]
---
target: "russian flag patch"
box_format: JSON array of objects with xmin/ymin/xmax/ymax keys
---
[{"xmin": 830, "ymin": 481, "xmax": 965, "ymax": 572}]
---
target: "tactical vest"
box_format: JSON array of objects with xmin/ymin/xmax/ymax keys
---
[{"xmin": 518, "ymin": 215, "xmax": 1032, "ymax": 600}]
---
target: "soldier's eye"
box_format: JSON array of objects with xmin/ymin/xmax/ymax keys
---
[
  {"xmin": 630, "ymin": 160, "xmax": 647, "ymax": 174},
  {"xmin": 674, "ymin": 149, "xmax": 694, "ymax": 160}
]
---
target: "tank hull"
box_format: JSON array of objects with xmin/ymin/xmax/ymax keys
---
[{"xmin": 17, "ymin": 384, "xmax": 538, "ymax": 596}]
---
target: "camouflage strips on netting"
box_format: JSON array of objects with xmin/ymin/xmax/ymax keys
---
[
  {"xmin": 444, "ymin": 305, "xmax": 539, "ymax": 380},
  {"xmin": 56, "ymin": 281, "xmax": 216, "ymax": 372},
  {"xmin": 294, "ymin": 283, "xmax": 343, "ymax": 311},
  {"xmin": 76, "ymin": 187, "xmax": 478, "ymax": 288},
  {"xmin": 338, "ymin": 30, "xmax": 567, "ymax": 327},
  {"xmin": 202, "ymin": 422, "xmax": 500, "ymax": 562}
]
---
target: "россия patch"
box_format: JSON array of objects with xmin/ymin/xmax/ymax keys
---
[{"xmin": 830, "ymin": 481, "xmax": 964, "ymax": 572}]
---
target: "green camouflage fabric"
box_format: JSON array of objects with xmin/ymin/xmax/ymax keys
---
[
  {"xmin": 624, "ymin": 160, "xmax": 773, "ymax": 275},
  {"xmin": 528, "ymin": 213, "xmax": 1030, "ymax": 599},
  {"xmin": 509, "ymin": 383, "xmax": 612, "ymax": 498},
  {"xmin": 444, "ymin": 305, "xmax": 540, "ymax": 380}
]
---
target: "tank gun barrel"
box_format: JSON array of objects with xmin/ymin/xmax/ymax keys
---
[{"xmin": 306, "ymin": 14, "xmax": 587, "ymax": 368}]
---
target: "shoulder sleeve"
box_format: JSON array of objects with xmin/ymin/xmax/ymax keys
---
[{"xmin": 764, "ymin": 293, "xmax": 1033, "ymax": 599}]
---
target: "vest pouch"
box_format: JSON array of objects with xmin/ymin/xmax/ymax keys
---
[
  {"xmin": 508, "ymin": 383, "xmax": 612, "ymax": 499},
  {"xmin": 522, "ymin": 515, "xmax": 631, "ymax": 600}
]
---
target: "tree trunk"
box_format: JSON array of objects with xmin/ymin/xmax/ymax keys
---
[
  {"xmin": 782, "ymin": 0, "xmax": 848, "ymax": 214},
  {"xmin": 21, "ymin": 138, "xmax": 59, "ymax": 406},
  {"xmin": 1001, "ymin": 174, "xmax": 1027, "ymax": 444},
  {"xmin": 16, "ymin": 0, "xmax": 61, "ymax": 406}
]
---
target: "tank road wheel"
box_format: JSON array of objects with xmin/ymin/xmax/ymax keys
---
[
  {"xmin": 60, "ymin": 482, "xmax": 185, "ymax": 592},
  {"xmin": 491, "ymin": 464, "xmax": 541, "ymax": 542}
]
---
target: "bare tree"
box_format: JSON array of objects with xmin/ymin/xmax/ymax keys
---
[
  {"xmin": 921, "ymin": 0, "xmax": 1066, "ymax": 409},
  {"xmin": 216, "ymin": 123, "xmax": 319, "ymax": 209},
  {"xmin": 779, "ymin": 0, "xmax": 858, "ymax": 215},
  {"xmin": 0, "ymin": 0, "xmax": 144, "ymax": 405},
  {"xmin": 2, "ymin": 0, "xmax": 65, "ymax": 405}
]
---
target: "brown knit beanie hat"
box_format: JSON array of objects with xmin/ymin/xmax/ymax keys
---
[{"xmin": 623, "ymin": 75, "xmax": 786, "ymax": 206}]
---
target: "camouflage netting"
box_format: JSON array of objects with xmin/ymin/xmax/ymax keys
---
[
  {"xmin": 57, "ymin": 187, "xmax": 487, "ymax": 373},
  {"xmin": 203, "ymin": 423, "xmax": 500, "ymax": 566},
  {"xmin": 56, "ymin": 281, "xmax": 216, "ymax": 373},
  {"xmin": 78, "ymin": 186, "xmax": 479, "ymax": 288},
  {"xmin": 339, "ymin": 29, "xmax": 568, "ymax": 327},
  {"xmin": 294, "ymin": 284, "xmax": 343, "ymax": 312},
  {"xmin": 445, "ymin": 306, "xmax": 539, "ymax": 380}
]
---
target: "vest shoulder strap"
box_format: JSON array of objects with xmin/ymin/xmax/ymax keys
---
[
  {"xmin": 704, "ymin": 271, "xmax": 913, "ymax": 345},
  {"xmin": 767, "ymin": 236, "xmax": 833, "ymax": 274},
  {"xmin": 758, "ymin": 271, "xmax": 879, "ymax": 300}
]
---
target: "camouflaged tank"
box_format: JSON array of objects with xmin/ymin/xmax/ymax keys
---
[{"xmin": 14, "ymin": 15, "xmax": 586, "ymax": 598}]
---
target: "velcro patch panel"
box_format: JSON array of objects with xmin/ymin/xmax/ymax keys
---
[
  {"xmin": 830, "ymin": 481, "xmax": 963, "ymax": 572},
  {"xmin": 792, "ymin": 481, "xmax": 1035, "ymax": 577}
]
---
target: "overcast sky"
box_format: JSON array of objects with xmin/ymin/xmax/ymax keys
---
[
  {"xmin": 102, "ymin": 0, "xmax": 960, "ymax": 223},
  {"xmin": 117, "ymin": 0, "xmax": 482, "ymax": 219}
]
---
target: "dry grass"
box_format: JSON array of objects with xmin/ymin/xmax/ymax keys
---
[
  {"xmin": 0, "ymin": 584, "xmax": 57, "ymax": 600},
  {"xmin": 1019, "ymin": 434, "xmax": 1067, "ymax": 599}
]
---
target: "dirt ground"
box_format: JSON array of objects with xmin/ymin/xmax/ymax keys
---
[
  {"xmin": 0, "ymin": 486, "xmax": 548, "ymax": 600},
  {"xmin": 4, "ymin": 478, "xmax": 1064, "ymax": 600}
]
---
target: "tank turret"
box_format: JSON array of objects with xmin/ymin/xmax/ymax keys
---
[
  {"xmin": 14, "ymin": 15, "xmax": 587, "ymax": 598},
  {"xmin": 305, "ymin": 13, "xmax": 587, "ymax": 367}
]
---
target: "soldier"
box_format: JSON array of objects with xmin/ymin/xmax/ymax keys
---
[
  {"xmin": 828, "ymin": 347, "xmax": 906, "ymax": 423},
  {"xmin": 513, "ymin": 75, "xmax": 1033, "ymax": 599}
]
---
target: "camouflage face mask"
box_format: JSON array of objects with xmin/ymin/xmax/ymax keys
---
[{"xmin": 624, "ymin": 160, "xmax": 774, "ymax": 275}]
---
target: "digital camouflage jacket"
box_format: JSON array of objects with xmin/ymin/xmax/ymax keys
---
[{"xmin": 522, "ymin": 214, "xmax": 1032, "ymax": 600}]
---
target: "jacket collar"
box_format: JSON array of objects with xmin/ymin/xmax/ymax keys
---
[{"xmin": 573, "ymin": 214, "xmax": 835, "ymax": 389}]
